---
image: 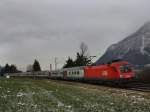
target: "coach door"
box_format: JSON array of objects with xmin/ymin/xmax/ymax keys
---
[{"xmin": 63, "ymin": 71, "xmax": 67, "ymax": 79}]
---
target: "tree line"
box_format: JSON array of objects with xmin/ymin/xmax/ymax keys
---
[
  {"xmin": 0, "ymin": 59, "xmax": 41, "ymax": 76},
  {"xmin": 0, "ymin": 64, "xmax": 21, "ymax": 76},
  {"xmin": 0, "ymin": 42, "xmax": 94, "ymax": 76}
]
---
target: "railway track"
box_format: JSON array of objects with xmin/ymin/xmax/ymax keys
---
[
  {"xmin": 123, "ymin": 82, "xmax": 150, "ymax": 92},
  {"xmin": 50, "ymin": 79, "xmax": 150, "ymax": 93}
]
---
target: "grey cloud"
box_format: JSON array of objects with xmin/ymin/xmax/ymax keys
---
[{"xmin": 0, "ymin": 0, "xmax": 150, "ymax": 70}]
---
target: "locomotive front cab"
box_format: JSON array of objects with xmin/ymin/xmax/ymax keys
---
[
  {"xmin": 110, "ymin": 61, "xmax": 136, "ymax": 83},
  {"xmin": 119, "ymin": 64, "xmax": 135, "ymax": 79}
]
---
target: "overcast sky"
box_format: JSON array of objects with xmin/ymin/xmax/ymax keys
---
[{"xmin": 0, "ymin": 0, "xmax": 150, "ymax": 71}]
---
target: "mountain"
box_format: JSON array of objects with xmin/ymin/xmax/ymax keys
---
[{"xmin": 96, "ymin": 22, "xmax": 150, "ymax": 65}]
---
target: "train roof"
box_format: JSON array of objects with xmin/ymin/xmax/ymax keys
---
[
  {"xmin": 110, "ymin": 61, "xmax": 131, "ymax": 66},
  {"xmin": 62, "ymin": 61, "xmax": 131, "ymax": 71},
  {"xmin": 63, "ymin": 66, "xmax": 85, "ymax": 71},
  {"xmin": 84, "ymin": 61, "xmax": 131, "ymax": 69}
]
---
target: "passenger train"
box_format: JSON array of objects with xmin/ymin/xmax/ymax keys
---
[{"xmin": 50, "ymin": 61, "xmax": 135, "ymax": 83}]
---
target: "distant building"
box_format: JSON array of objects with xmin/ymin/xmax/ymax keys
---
[{"xmin": 26, "ymin": 65, "xmax": 33, "ymax": 72}]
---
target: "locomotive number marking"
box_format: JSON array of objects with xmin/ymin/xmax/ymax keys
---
[{"xmin": 102, "ymin": 71, "xmax": 108, "ymax": 76}]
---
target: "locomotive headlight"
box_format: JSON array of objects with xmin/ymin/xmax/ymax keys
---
[{"xmin": 120, "ymin": 75, "xmax": 123, "ymax": 78}]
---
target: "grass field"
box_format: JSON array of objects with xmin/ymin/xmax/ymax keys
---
[{"xmin": 0, "ymin": 78, "xmax": 150, "ymax": 112}]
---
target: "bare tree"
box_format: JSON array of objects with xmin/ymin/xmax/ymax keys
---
[{"xmin": 80, "ymin": 42, "xmax": 89, "ymax": 57}]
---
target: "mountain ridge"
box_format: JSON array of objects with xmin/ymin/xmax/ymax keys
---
[{"xmin": 96, "ymin": 22, "xmax": 150, "ymax": 65}]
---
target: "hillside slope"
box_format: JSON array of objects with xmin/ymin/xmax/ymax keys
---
[{"xmin": 96, "ymin": 22, "xmax": 150, "ymax": 65}]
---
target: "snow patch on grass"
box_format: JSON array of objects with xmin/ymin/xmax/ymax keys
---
[
  {"xmin": 7, "ymin": 90, "xmax": 11, "ymax": 93},
  {"xmin": 57, "ymin": 101, "xmax": 64, "ymax": 107},
  {"xmin": 17, "ymin": 92, "xmax": 27, "ymax": 97},
  {"xmin": 17, "ymin": 102, "xmax": 26, "ymax": 106},
  {"xmin": 1, "ymin": 95, "xmax": 7, "ymax": 99}
]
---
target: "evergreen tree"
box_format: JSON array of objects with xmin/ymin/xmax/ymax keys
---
[
  {"xmin": 4, "ymin": 64, "xmax": 10, "ymax": 73},
  {"xmin": 74, "ymin": 42, "xmax": 92, "ymax": 66},
  {"xmin": 63, "ymin": 57, "xmax": 75, "ymax": 68},
  {"xmin": 33, "ymin": 59, "xmax": 41, "ymax": 71},
  {"xmin": 74, "ymin": 52, "xmax": 92, "ymax": 66},
  {"xmin": 74, "ymin": 52, "xmax": 83, "ymax": 66},
  {"xmin": 10, "ymin": 64, "xmax": 17, "ymax": 73}
]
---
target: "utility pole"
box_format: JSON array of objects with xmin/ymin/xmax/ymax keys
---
[
  {"xmin": 55, "ymin": 57, "xmax": 58, "ymax": 70},
  {"xmin": 50, "ymin": 64, "xmax": 52, "ymax": 71}
]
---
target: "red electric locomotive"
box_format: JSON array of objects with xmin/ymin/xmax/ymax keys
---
[{"xmin": 84, "ymin": 61, "xmax": 135, "ymax": 83}]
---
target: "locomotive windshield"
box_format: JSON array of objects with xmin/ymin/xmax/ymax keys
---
[{"xmin": 120, "ymin": 65, "xmax": 132, "ymax": 73}]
